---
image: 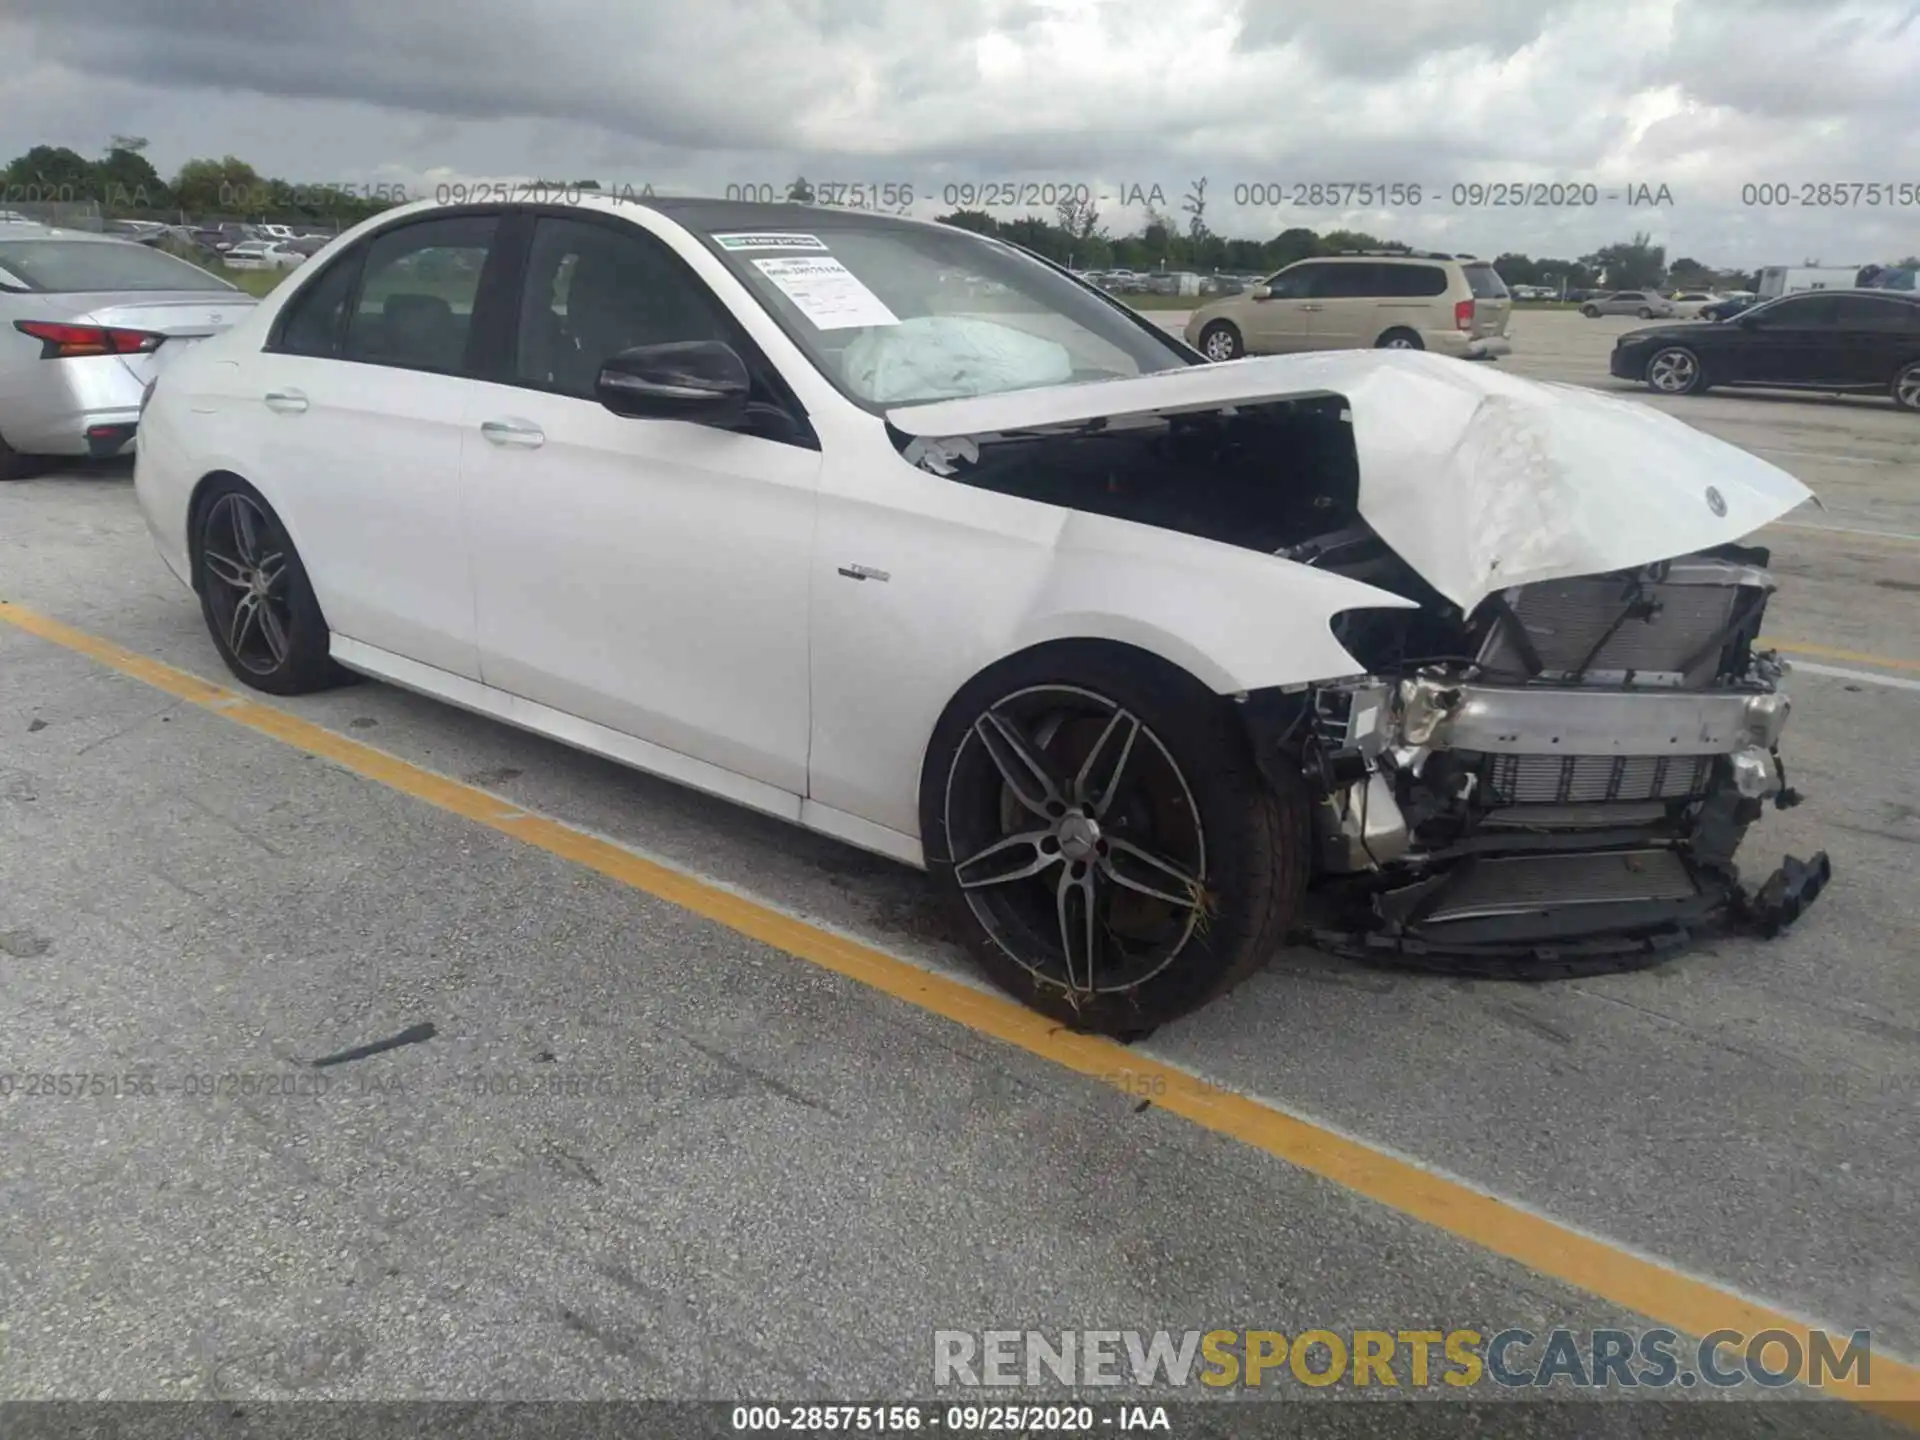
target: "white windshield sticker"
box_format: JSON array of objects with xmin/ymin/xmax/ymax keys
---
[
  {"xmin": 752, "ymin": 256, "xmax": 900, "ymax": 330},
  {"xmin": 713, "ymin": 232, "xmax": 828, "ymax": 251}
]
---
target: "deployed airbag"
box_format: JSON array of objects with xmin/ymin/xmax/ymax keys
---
[{"xmin": 843, "ymin": 316, "xmax": 1074, "ymax": 404}]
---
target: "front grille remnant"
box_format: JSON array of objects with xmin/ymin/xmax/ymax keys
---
[{"xmin": 1480, "ymin": 753, "xmax": 1715, "ymax": 806}]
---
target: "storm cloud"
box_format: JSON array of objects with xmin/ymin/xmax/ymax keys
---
[{"xmin": 3, "ymin": 0, "xmax": 1917, "ymax": 263}]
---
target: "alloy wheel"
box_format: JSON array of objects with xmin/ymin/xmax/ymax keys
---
[
  {"xmin": 1648, "ymin": 349, "xmax": 1699, "ymax": 394},
  {"xmin": 1896, "ymin": 366, "xmax": 1920, "ymax": 411},
  {"xmin": 1202, "ymin": 327, "xmax": 1239, "ymax": 361},
  {"xmin": 1382, "ymin": 336, "xmax": 1418, "ymax": 349},
  {"xmin": 200, "ymin": 492, "xmax": 292, "ymax": 675},
  {"xmin": 943, "ymin": 685, "xmax": 1209, "ymax": 1003}
]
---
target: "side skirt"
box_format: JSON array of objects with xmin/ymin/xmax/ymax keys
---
[{"xmin": 328, "ymin": 634, "xmax": 927, "ymax": 870}]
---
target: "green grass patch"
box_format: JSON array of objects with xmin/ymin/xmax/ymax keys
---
[{"xmin": 223, "ymin": 268, "xmax": 288, "ymax": 297}]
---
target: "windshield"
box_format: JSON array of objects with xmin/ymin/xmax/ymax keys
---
[
  {"xmin": 693, "ymin": 218, "xmax": 1193, "ymax": 409},
  {"xmin": 0, "ymin": 239, "xmax": 235, "ymax": 293}
]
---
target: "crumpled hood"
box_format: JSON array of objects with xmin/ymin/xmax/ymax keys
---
[{"xmin": 886, "ymin": 349, "xmax": 1815, "ymax": 611}]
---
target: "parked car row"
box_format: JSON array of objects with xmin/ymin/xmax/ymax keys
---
[{"xmin": 1081, "ymin": 269, "xmax": 1265, "ymax": 297}]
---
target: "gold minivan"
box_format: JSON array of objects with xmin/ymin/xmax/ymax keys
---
[{"xmin": 1184, "ymin": 251, "xmax": 1514, "ymax": 361}]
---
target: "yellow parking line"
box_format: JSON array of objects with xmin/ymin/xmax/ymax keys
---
[
  {"xmin": 1761, "ymin": 636, "xmax": 1920, "ymax": 674},
  {"xmin": 4, "ymin": 598, "xmax": 1917, "ymax": 1419}
]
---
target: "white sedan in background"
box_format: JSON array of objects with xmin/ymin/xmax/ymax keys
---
[
  {"xmin": 221, "ymin": 240, "xmax": 306, "ymax": 273},
  {"xmin": 135, "ymin": 196, "xmax": 1828, "ymax": 1036},
  {"xmin": 0, "ymin": 228, "xmax": 254, "ymax": 478},
  {"xmin": 1668, "ymin": 291, "xmax": 1725, "ymax": 318}
]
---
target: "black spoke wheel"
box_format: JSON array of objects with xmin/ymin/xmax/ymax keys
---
[
  {"xmin": 192, "ymin": 479, "xmax": 346, "ymax": 694},
  {"xmin": 922, "ymin": 647, "xmax": 1309, "ymax": 1038}
]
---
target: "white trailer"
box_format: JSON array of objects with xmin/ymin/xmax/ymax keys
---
[{"xmin": 1754, "ymin": 266, "xmax": 1865, "ymax": 298}]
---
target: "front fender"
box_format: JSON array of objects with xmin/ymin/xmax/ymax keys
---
[{"xmin": 1007, "ymin": 509, "xmax": 1418, "ymax": 693}]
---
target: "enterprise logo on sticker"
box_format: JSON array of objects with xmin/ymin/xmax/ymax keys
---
[{"xmin": 713, "ymin": 232, "xmax": 828, "ymax": 251}]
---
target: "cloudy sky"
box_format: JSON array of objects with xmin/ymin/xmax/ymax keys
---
[{"xmin": 4, "ymin": 0, "xmax": 1919, "ymax": 266}]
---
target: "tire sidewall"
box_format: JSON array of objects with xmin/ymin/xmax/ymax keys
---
[
  {"xmin": 1582, "ymin": 305, "xmax": 1599, "ymax": 317},
  {"xmin": 191, "ymin": 478, "xmax": 338, "ymax": 694},
  {"xmin": 919, "ymin": 644, "xmax": 1303, "ymax": 1035},
  {"xmin": 1377, "ymin": 329, "xmax": 1423, "ymax": 350},
  {"xmin": 0, "ymin": 431, "xmax": 33, "ymax": 482}
]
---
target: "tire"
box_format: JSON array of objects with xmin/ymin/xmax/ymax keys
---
[
  {"xmin": 1645, "ymin": 346, "xmax": 1707, "ymax": 396},
  {"xmin": 1894, "ymin": 361, "xmax": 1920, "ymax": 413},
  {"xmin": 190, "ymin": 477, "xmax": 347, "ymax": 694},
  {"xmin": 1376, "ymin": 328, "xmax": 1424, "ymax": 350},
  {"xmin": 0, "ymin": 432, "xmax": 40, "ymax": 482},
  {"xmin": 1197, "ymin": 321, "xmax": 1244, "ymax": 361},
  {"xmin": 920, "ymin": 643, "xmax": 1310, "ymax": 1039},
  {"xmin": 1581, "ymin": 304, "xmax": 1600, "ymax": 318},
  {"xmin": 1637, "ymin": 307, "xmax": 1654, "ymax": 319}
]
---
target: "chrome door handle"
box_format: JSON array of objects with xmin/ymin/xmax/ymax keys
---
[
  {"xmin": 481, "ymin": 418, "xmax": 545, "ymax": 449},
  {"xmin": 1298, "ymin": 304, "xmax": 1324, "ymax": 312},
  {"xmin": 263, "ymin": 389, "xmax": 308, "ymax": 413}
]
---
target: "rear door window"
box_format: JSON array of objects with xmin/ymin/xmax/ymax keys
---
[
  {"xmin": 1833, "ymin": 295, "xmax": 1914, "ymax": 331},
  {"xmin": 1380, "ymin": 264, "xmax": 1449, "ymax": 297},
  {"xmin": 274, "ymin": 254, "xmax": 363, "ymax": 358},
  {"xmin": 340, "ymin": 215, "xmax": 499, "ymax": 375},
  {"xmin": 1318, "ymin": 264, "xmax": 1385, "ymax": 298},
  {"xmin": 1754, "ymin": 294, "xmax": 1839, "ymax": 327}
]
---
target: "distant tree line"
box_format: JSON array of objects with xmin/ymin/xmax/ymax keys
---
[{"xmin": 13, "ymin": 142, "xmax": 1916, "ymax": 290}]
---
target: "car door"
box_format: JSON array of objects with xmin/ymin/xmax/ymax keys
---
[
  {"xmin": 1243, "ymin": 263, "xmax": 1329, "ymax": 352},
  {"xmin": 1830, "ymin": 295, "xmax": 1915, "ymax": 387},
  {"xmin": 459, "ymin": 210, "xmax": 821, "ymax": 797},
  {"xmin": 1308, "ymin": 263, "xmax": 1383, "ymax": 349},
  {"xmin": 245, "ymin": 209, "xmax": 505, "ymax": 678},
  {"xmin": 1731, "ymin": 293, "xmax": 1840, "ymax": 385}
]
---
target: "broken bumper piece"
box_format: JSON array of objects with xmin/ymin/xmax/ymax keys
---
[
  {"xmin": 1308, "ymin": 848, "xmax": 1833, "ymax": 979},
  {"xmin": 1736, "ymin": 851, "xmax": 1833, "ymax": 939}
]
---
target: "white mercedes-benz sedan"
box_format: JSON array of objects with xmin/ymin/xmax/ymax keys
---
[{"xmin": 135, "ymin": 196, "xmax": 1831, "ymax": 1037}]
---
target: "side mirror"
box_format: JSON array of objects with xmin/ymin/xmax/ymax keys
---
[
  {"xmin": 596, "ymin": 340, "xmax": 751, "ymax": 423},
  {"xmin": 1249, "ymin": 285, "xmax": 1273, "ymax": 301}
]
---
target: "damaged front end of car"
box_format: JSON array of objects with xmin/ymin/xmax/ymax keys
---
[
  {"xmin": 1258, "ymin": 548, "xmax": 1831, "ymax": 974},
  {"xmin": 884, "ymin": 349, "xmax": 1834, "ymax": 976}
]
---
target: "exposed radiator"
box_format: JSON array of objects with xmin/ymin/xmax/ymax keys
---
[
  {"xmin": 1475, "ymin": 556, "xmax": 1771, "ymax": 687},
  {"xmin": 1479, "ymin": 753, "xmax": 1715, "ymax": 806}
]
